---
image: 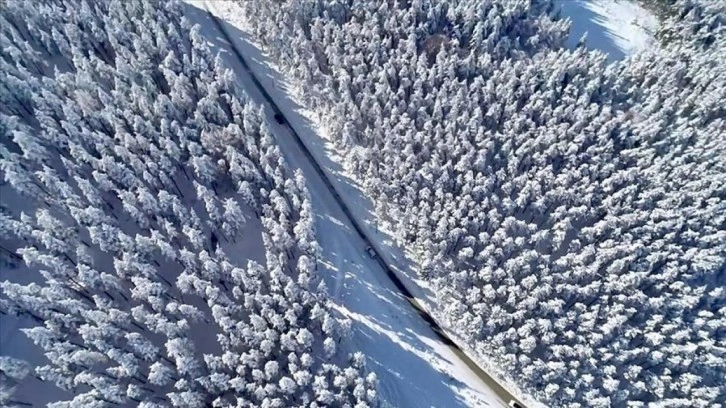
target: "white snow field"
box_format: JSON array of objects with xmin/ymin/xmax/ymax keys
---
[
  {"xmin": 556, "ymin": 0, "xmax": 659, "ymax": 61},
  {"xmin": 184, "ymin": 1, "xmax": 538, "ymax": 407}
]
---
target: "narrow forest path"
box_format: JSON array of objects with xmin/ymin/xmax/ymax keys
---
[{"xmin": 184, "ymin": 1, "xmax": 527, "ymax": 407}]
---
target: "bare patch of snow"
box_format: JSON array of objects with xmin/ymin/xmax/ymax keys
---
[{"xmin": 556, "ymin": 0, "xmax": 659, "ymax": 61}]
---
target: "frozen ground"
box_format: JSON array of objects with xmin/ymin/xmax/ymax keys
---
[
  {"xmin": 187, "ymin": 1, "xmax": 540, "ymax": 407},
  {"xmin": 556, "ymin": 0, "xmax": 659, "ymax": 61}
]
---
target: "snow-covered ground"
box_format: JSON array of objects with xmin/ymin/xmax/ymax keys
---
[
  {"xmin": 185, "ymin": 1, "xmax": 537, "ymax": 407},
  {"xmin": 556, "ymin": 0, "xmax": 659, "ymax": 61}
]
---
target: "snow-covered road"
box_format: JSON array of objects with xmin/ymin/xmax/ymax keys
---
[{"xmin": 183, "ymin": 1, "xmax": 518, "ymax": 407}]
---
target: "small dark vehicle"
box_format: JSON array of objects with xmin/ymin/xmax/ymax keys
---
[
  {"xmin": 365, "ymin": 245, "xmax": 377, "ymax": 258},
  {"xmin": 274, "ymin": 113, "xmax": 285, "ymax": 124}
]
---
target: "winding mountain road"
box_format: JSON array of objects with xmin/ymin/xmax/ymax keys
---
[{"xmin": 188, "ymin": 2, "xmax": 528, "ymax": 406}]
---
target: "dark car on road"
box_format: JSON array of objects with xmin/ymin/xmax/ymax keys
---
[{"xmin": 365, "ymin": 245, "xmax": 377, "ymax": 258}]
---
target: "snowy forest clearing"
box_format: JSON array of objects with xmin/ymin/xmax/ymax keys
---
[
  {"xmin": 190, "ymin": 1, "xmax": 520, "ymax": 406},
  {"xmin": 555, "ymin": 0, "xmax": 659, "ymax": 61}
]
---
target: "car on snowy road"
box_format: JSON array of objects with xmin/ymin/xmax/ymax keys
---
[{"xmin": 365, "ymin": 245, "xmax": 377, "ymax": 258}]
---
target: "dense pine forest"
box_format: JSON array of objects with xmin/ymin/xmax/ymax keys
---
[
  {"xmin": 233, "ymin": 0, "xmax": 726, "ymax": 406},
  {"xmin": 0, "ymin": 0, "xmax": 378, "ymax": 407}
]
